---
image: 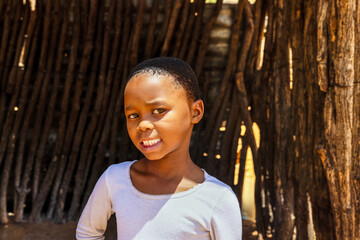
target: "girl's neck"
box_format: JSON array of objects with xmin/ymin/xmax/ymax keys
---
[{"xmin": 141, "ymin": 153, "xmax": 194, "ymax": 180}]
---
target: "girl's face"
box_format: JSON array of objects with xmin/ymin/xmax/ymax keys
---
[{"xmin": 124, "ymin": 73, "xmax": 202, "ymax": 161}]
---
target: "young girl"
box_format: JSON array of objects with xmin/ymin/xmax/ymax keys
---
[{"xmin": 76, "ymin": 57, "xmax": 242, "ymax": 239}]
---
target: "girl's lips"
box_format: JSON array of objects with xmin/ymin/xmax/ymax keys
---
[{"xmin": 140, "ymin": 139, "xmax": 161, "ymax": 151}]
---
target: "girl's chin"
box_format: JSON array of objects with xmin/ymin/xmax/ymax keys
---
[{"xmin": 142, "ymin": 155, "xmax": 164, "ymax": 161}]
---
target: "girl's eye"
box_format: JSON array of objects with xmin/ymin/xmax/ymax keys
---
[
  {"xmin": 128, "ymin": 113, "xmax": 139, "ymax": 119},
  {"xmin": 153, "ymin": 109, "xmax": 166, "ymax": 114}
]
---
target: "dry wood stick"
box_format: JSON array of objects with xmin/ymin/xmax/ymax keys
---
[
  {"xmin": 0, "ymin": 4, "xmax": 37, "ymax": 224},
  {"xmin": 228, "ymin": 117, "xmax": 242, "ymax": 188},
  {"xmin": 47, "ymin": 0, "xmax": 99, "ymax": 220},
  {"xmin": 80, "ymin": 0, "xmax": 89, "ymax": 31},
  {"xmin": 0, "ymin": 1, "xmax": 21, "ymax": 89},
  {"xmin": 0, "ymin": 3, "xmax": 29, "ymax": 168},
  {"xmin": 144, "ymin": 0, "xmax": 159, "ymax": 59},
  {"xmin": 235, "ymin": 1, "xmax": 256, "ymax": 161},
  {"xmin": 192, "ymin": 72, "xmax": 211, "ymax": 165},
  {"xmin": 219, "ymin": 88, "xmax": 240, "ymax": 182},
  {"xmin": 160, "ymin": 0, "xmax": 182, "ymax": 56},
  {"xmin": 29, "ymin": 0, "xmax": 80, "ymax": 222},
  {"xmin": 152, "ymin": 0, "xmax": 172, "ymax": 56},
  {"xmin": 5, "ymin": 5, "xmax": 33, "ymax": 95},
  {"xmin": 205, "ymin": 82, "xmax": 232, "ymax": 175},
  {"xmin": 68, "ymin": 0, "xmax": 132, "ymax": 220},
  {"xmin": 14, "ymin": 0, "xmax": 56, "ymax": 222},
  {"xmin": 130, "ymin": 0, "xmax": 145, "ymax": 69},
  {"xmin": 0, "ymin": 1, "xmax": 16, "ymax": 88},
  {"xmin": 0, "ymin": 2, "xmax": 18, "ymax": 133},
  {"xmin": 31, "ymin": 5, "xmax": 69, "ymax": 205},
  {"xmin": 185, "ymin": 0, "xmax": 205, "ymax": 65},
  {"xmin": 237, "ymin": 135, "xmax": 248, "ymax": 200},
  {"xmin": 16, "ymin": 0, "xmax": 64, "ymax": 222},
  {"xmin": 178, "ymin": 0, "xmax": 196, "ymax": 59},
  {"xmin": 199, "ymin": 0, "xmax": 245, "ymax": 164},
  {"xmin": 0, "ymin": 2, "xmax": 23, "ymax": 134},
  {"xmin": 194, "ymin": 0, "xmax": 223, "ymax": 79},
  {"xmin": 55, "ymin": 0, "xmax": 111, "ymax": 222},
  {"xmin": 246, "ymin": 0, "xmax": 264, "ymax": 76},
  {"xmin": 172, "ymin": 0, "xmax": 189, "ymax": 58},
  {"xmin": 5, "ymin": 4, "xmax": 29, "ymax": 197},
  {"xmin": 109, "ymin": 1, "xmax": 126, "ymax": 166}
]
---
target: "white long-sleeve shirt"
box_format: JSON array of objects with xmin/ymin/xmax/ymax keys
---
[{"xmin": 76, "ymin": 160, "xmax": 242, "ymax": 240}]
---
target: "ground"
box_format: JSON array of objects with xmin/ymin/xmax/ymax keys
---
[{"xmin": 0, "ymin": 217, "xmax": 257, "ymax": 240}]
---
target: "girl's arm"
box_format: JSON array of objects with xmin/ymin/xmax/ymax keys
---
[
  {"xmin": 76, "ymin": 171, "xmax": 113, "ymax": 240},
  {"xmin": 210, "ymin": 189, "xmax": 243, "ymax": 240}
]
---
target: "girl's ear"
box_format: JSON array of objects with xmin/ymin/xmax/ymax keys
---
[{"xmin": 191, "ymin": 99, "xmax": 204, "ymax": 124}]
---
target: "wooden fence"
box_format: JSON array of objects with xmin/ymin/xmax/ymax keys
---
[{"xmin": 0, "ymin": 0, "xmax": 256, "ymax": 224}]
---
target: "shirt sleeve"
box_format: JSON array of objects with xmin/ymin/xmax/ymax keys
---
[
  {"xmin": 210, "ymin": 188, "xmax": 243, "ymax": 240},
  {"xmin": 76, "ymin": 171, "xmax": 114, "ymax": 240}
]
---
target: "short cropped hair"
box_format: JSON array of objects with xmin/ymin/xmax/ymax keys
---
[{"xmin": 128, "ymin": 57, "xmax": 200, "ymax": 100}]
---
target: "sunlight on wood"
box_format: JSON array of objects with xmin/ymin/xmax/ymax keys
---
[
  {"xmin": 233, "ymin": 138, "xmax": 242, "ymax": 185},
  {"xmin": 307, "ymin": 193, "xmax": 317, "ymax": 240},
  {"xmin": 242, "ymin": 146, "xmax": 256, "ymax": 221},
  {"xmin": 233, "ymin": 123, "xmax": 260, "ymax": 222},
  {"xmin": 219, "ymin": 120, "xmax": 227, "ymax": 131},
  {"xmin": 256, "ymin": 15, "xmax": 267, "ymax": 70},
  {"xmin": 18, "ymin": 40, "xmax": 26, "ymax": 67},
  {"xmin": 289, "ymin": 42, "xmax": 294, "ymax": 90},
  {"xmin": 240, "ymin": 124, "xmax": 246, "ymax": 136},
  {"xmin": 29, "ymin": 0, "xmax": 36, "ymax": 11}
]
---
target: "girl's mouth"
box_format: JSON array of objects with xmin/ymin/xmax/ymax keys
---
[{"xmin": 140, "ymin": 139, "xmax": 161, "ymax": 150}]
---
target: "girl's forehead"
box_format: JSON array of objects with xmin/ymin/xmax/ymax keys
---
[{"xmin": 126, "ymin": 73, "xmax": 182, "ymax": 93}]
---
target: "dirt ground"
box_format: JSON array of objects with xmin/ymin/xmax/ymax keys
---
[{"xmin": 0, "ymin": 216, "xmax": 257, "ymax": 240}]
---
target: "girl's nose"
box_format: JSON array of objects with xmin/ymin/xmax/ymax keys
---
[{"xmin": 137, "ymin": 120, "xmax": 154, "ymax": 131}]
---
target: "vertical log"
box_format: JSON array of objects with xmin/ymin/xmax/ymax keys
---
[
  {"xmin": 108, "ymin": 1, "xmax": 126, "ymax": 166},
  {"xmin": 160, "ymin": 0, "xmax": 182, "ymax": 56},
  {"xmin": 219, "ymin": 88, "xmax": 239, "ymax": 182},
  {"xmin": 205, "ymin": 82, "xmax": 232, "ymax": 175},
  {"xmin": 14, "ymin": 0, "xmax": 60, "ymax": 222},
  {"xmin": 0, "ymin": 2, "xmax": 37, "ymax": 224},
  {"xmin": 199, "ymin": 0, "xmax": 245, "ymax": 165},
  {"xmin": 68, "ymin": 0, "xmax": 132, "ymax": 221},
  {"xmin": 0, "ymin": 2, "xmax": 21, "ymax": 130},
  {"xmin": 321, "ymin": 0, "xmax": 357, "ymax": 239},
  {"xmin": 129, "ymin": 0, "xmax": 145, "ymax": 69},
  {"xmin": 152, "ymin": 1, "xmax": 172, "ymax": 56},
  {"xmin": 144, "ymin": 0, "xmax": 159, "ymax": 59},
  {"xmin": 0, "ymin": 2, "xmax": 29, "ymax": 168},
  {"xmin": 29, "ymin": 0, "xmax": 80, "ymax": 222},
  {"xmin": 178, "ymin": 0, "xmax": 197, "ymax": 59},
  {"xmin": 55, "ymin": 0, "xmax": 112, "ymax": 221},
  {"xmin": 271, "ymin": 0, "xmax": 294, "ymax": 237},
  {"xmin": 46, "ymin": 0, "xmax": 99, "ymax": 220},
  {"xmin": 185, "ymin": 0, "xmax": 205, "ymax": 65},
  {"xmin": 194, "ymin": 0, "xmax": 222, "ymax": 79},
  {"xmin": 15, "ymin": 0, "xmax": 65, "ymax": 222},
  {"xmin": 171, "ymin": 0, "xmax": 189, "ymax": 58}
]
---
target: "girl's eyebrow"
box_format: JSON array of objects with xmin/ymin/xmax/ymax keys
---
[
  {"xmin": 125, "ymin": 105, "xmax": 133, "ymax": 111},
  {"xmin": 125, "ymin": 100, "xmax": 168, "ymax": 111},
  {"xmin": 146, "ymin": 100, "xmax": 168, "ymax": 106}
]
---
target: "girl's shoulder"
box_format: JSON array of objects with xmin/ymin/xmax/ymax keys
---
[
  {"xmin": 106, "ymin": 160, "xmax": 136, "ymax": 172},
  {"xmin": 203, "ymin": 171, "xmax": 232, "ymax": 192},
  {"xmin": 102, "ymin": 160, "xmax": 136, "ymax": 185}
]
